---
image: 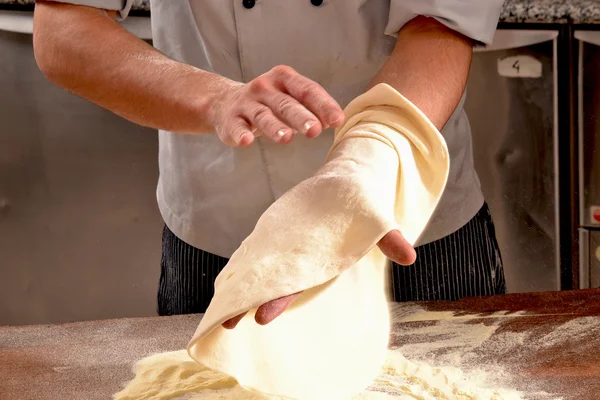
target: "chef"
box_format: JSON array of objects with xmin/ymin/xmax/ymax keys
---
[{"xmin": 33, "ymin": 0, "xmax": 507, "ymax": 327}]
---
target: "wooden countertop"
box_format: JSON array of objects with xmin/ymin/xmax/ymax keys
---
[{"xmin": 2, "ymin": 289, "xmax": 600, "ymax": 399}]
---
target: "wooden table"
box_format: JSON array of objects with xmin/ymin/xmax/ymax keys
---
[{"xmin": 2, "ymin": 289, "xmax": 600, "ymax": 399}]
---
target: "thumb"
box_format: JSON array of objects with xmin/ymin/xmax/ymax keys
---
[{"xmin": 377, "ymin": 229, "xmax": 416, "ymax": 266}]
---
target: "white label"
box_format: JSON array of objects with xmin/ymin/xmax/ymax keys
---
[
  {"xmin": 497, "ymin": 55, "xmax": 543, "ymax": 78},
  {"xmin": 591, "ymin": 206, "xmax": 600, "ymax": 225}
]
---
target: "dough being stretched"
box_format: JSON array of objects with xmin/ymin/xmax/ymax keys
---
[{"xmin": 187, "ymin": 84, "xmax": 450, "ymax": 400}]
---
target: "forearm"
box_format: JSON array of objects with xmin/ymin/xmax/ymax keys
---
[
  {"xmin": 369, "ymin": 16, "xmax": 473, "ymax": 130},
  {"xmin": 33, "ymin": 1, "xmax": 230, "ymax": 134}
]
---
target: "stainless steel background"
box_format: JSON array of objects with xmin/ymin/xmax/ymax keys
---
[
  {"xmin": 465, "ymin": 39, "xmax": 559, "ymax": 293},
  {"xmin": 580, "ymin": 229, "xmax": 600, "ymax": 289},
  {"xmin": 577, "ymin": 35, "xmax": 600, "ymax": 289},
  {"xmin": 580, "ymin": 40, "xmax": 600, "ymax": 228},
  {"xmin": 590, "ymin": 231, "xmax": 600, "ymax": 288},
  {"xmin": 0, "ymin": 30, "xmax": 163, "ymax": 325}
]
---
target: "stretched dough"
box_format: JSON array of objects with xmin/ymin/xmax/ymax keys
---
[{"xmin": 187, "ymin": 84, "xmax": 450, "ymax": 399}]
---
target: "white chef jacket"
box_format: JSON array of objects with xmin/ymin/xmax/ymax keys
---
[{"xmin": 51, "ymin": 0, "xmax": 504, "ymax": 258}]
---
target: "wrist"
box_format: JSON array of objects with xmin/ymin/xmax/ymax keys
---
[
  {"xmin": 202, "ymin": 76, "xmax": 243, "ymax": 135},
  {"xmin": 171, "ymin": 67, "xmax": 239, "ymax": 134}
]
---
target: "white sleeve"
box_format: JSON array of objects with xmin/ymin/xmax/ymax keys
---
[
  {"xmin": 45, "ymin": 0, "xmax": 134, "ymax": 20},
  {"xmin": 385, "ymin": 0, "xmax": 504, "ymax": 46}
]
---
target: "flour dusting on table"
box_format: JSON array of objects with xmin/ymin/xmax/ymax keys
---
[
  {"xmin": 113, "ymin": 307, "xmax": 596, "ymax": 400},
  {"xmin": 114, "ymin": 348, "xmax": 522, "ymax": 400},
  {"xmin": 391, "ymin": 307, "xmax": 592, "ymax": 399}
]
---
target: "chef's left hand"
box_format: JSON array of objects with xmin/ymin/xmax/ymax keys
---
[{"xmin": 222, "ymin": 229, "xmax": 415, "ymax": 329}]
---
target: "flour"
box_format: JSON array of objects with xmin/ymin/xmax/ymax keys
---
[
  {"xmin": 368, "ymin": 351, "xmax": 522, "ymax": 400},
  {"xmin": 115, "ymin": 308, "xmax": 528, "ymax": 400},
  {"xmin": 114, "ymin": 348, "xmax": 522, "ymax": 400},
  {"xmin": 538, "ymin": 317, "xmax": 600, "ymax": 348},
  {"xmin": 392, "ymin": 308, "xmax": 600, "ymax": 400},
  {"xmin": 115, "ymin": 307, "xmax": 595, "ymax": 400},
  {"xmin": 397, "ymin": 310, "xmax": 526, "ymax": 323},
  {"xmin": 389, "ymin": 309, "xmax": 524, "ymax": 399}
]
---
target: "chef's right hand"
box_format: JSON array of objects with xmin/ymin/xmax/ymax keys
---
[{"xmin": 210, "ymin": 65, "xmax": 345, "ymax": 147}]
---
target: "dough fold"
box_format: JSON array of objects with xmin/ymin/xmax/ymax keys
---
[{"xmin": 187, "ymin": 83, "xmax": 450, "ymax": 400}]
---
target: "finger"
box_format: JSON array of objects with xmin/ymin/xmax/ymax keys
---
[
  {"xmin": 219, "ymin": 117, "xmax": 254, "ymax": 147},
  {"xmin": 255, "ymin": 292, "xmax": 302, "ymax": 325},
  {"xmin": 244, "ymin": 103, "xmax": 294, "ymax": 144},
  {"xmin": 378, "ymin": 229, "xmax": 416, "ymax": 266},
  {"xmin": 261, "ymin": 92, "xmax": 322, "ymax": 138},
  {"xmin": 222, "ymin": 311, "xmax": 247, "ymax": 329},
  {"xmin": 273, "ymin": 68, "xmax": 344, "ymax": 129}
]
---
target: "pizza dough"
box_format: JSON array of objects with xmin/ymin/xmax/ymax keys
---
[{"xmin": 185, "ymin": 83, "xmax": 450, "ymax": 399}]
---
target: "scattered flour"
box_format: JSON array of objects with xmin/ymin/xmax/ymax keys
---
[
  {"xmin": 389, "ymin": 309, "xmax": 524, "ymax": 398},
  {"xmin": 114, "ymin": 349, "xmax": 522, "ymax": 400},
  {"xmin": 115, "ymin": 308, "xmax": 594, "ymax": 400},
  {"xmin": 390, "ymin": 308, "xmax": 600, "ymax": 400},
  {"xmin": 369, "ymin": 351, "xmax": 522, "ymax": 400},
  {"xmin": 538, "ymin": 317, "xmax": 600, "ymax": 348},
  {"xmin": 397, "ymin": 310, "xmax": 526, "ymax": 323}
]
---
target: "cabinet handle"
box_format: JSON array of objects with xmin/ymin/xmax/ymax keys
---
[
  {"xmin": 0, "ymin": 10, "xmax": 152, "ymax": 39},
  {"xmin": 580, "ymin": 229, "xmax": 590, "ymax": 289}
]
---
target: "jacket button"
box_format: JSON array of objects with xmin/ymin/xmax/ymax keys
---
[
  {"xmin": 311, "ymin": 0, "xmax": 323, "ymax": 5},
  {"xmin": 242, "ymin": 0, "xmax": 255, "ymax": 9}
]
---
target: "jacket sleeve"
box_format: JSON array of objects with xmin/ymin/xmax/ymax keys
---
[
  {"xmin": 43, "ymin": 0, "xmax": 134, "ymax": 20},
  {"xmin": 385, "ymin": 0, "xmax": 504, "ymax": 46}
]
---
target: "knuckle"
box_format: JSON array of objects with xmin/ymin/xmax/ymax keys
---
[
  {"xmin": 228, "ymin": 119, "xmax": 248, "ymax": 137},
  {"xmin": 270, "ymin": 65, "xmax": 296, "ymax": 79},
  {"xmin": 294, "ymin": 83, "xmax": 318, "ymax": 104},
  {"xmin": 218, "ymin": 130, "xmax": 237, "ymax": 147},
  {"xmin": 230, "ymin": 119, "xmax": 246, "ymax": 131},
  {"xmin": 250, "ymin": 106, "xmax": 269, "ymax": 122},
  {"xmin": 248, "ymin": 77, "xmax": 269, "ymax": 94},
  {"xmin": 276, "ymin": 96, "xmax": 296, "ymax": 115}
]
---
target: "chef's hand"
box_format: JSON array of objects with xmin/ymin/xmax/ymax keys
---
[
  {"xmin": 211, "ymin": 65, "xmax": 345, "ymax": 147},
  {"xmin": 222, "ymin": 229, "xmax": 415, "ymax": 329}
]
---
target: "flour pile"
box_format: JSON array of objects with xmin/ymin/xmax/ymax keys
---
[{"xmin": 114, "ymin": 344, "xmax": 523, "ymax": 400}]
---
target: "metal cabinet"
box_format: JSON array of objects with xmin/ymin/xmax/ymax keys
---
[
  {"xmin": 465, "ymin": 30, "xmax": 560, "ymax": 293},
  {"xmin": 0, "ymin": 12, "xmax": 161, "ymax": 325},
  {"xmin": 576, "ymin": 31, "xmax": 600, "ymax": 289}
]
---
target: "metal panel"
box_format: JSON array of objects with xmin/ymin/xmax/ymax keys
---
[
  {"xmin": 590, "ymin": 231, "xmax": 600, "ymax": 288},
  {"xmin": 464, "ymin": 35, "xmax": 559, "ymax": 293},
  {"xmin": 577, "ymin": 34, "xmax": 600, "ymax": 228},
  {"xmin": 0, "ymin": 29, "xmax": 162, "ymax": 325}
]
